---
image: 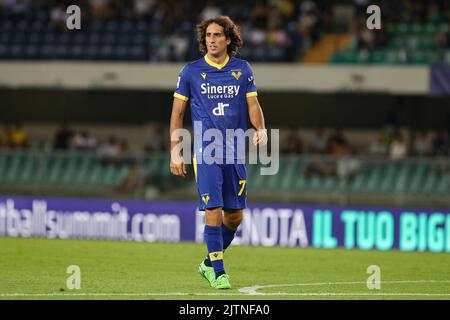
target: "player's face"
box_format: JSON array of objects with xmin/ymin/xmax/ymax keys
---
[{"xmin": 205, "ymin": 23, "xmax": 231, "ymax": 57}]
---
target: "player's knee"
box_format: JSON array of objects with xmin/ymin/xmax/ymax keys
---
[{"xmin": 224, "ymin": 211, "xmax": 243, "ymax": 229}]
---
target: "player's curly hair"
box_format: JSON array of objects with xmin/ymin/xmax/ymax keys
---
[{"xmin": 196, "ymin": 16, "xmax": 243, "ymax": 57}]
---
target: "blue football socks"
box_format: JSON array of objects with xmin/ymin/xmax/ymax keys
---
[{"xmin": 204, "ymin": 225, "xmax": 225, "ymax": 278}]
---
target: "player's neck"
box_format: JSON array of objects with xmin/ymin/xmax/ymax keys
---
[{"xmin": 206, "ymin": 52, "xmax": 228, "ymax": 65}]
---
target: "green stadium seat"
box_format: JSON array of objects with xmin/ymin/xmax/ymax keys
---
[
  {"xmin": 379, "ymin": 163, "xmax": 399, "ymax": 193},
  {"xmin": 61, "ymin": 153, "xmax": 81, "ymax": 185},
  {"xmin": 73, "ymin": 154, "xmax": 95, "ymax": 185},
  {"xmin": 424, "ymin": 23, "xmax": 438, "ymax": 35},
  {"xmin": 307, "ymin": 175, "xmax": 324, "ymax": 190},
  {"xmin": 371, "ymin": 50, "xmax": 387, "ymax": 64},
  {"xmin": 17, "ymin": 152, "xmax": 36, "ymax": 183},
  {"xmin": 251, "ymin": 164, "xmax": 267, "ymax": 189},
  {"xmin": 0, "ymin": 153, "xmax": 8, "ymax": 182},
  {"xmin": 114, "ymin": 164, "xmax": 130, "ymax": 185},
  {"xmin": 246, "ymin": 163, "xmax": 257, "ymax": 184},
  {"xmin": 427, "ymin": 51, "xmax": 441, "ymax": 64},
  {"xmin": 332, "ymin": 51, "xmax": 357, "ymax": 64},
  {"xmin": 410, "ymin": 51, "xmax": 428, "ymax": 64},
  {"xmin": 410, "ymin": 23, "xmax": 424, "ymax": 35},
  {"xmin": 438, "ymin": 23, "xmax": 449, "ymax": 33},
  {"xmin": 393, "ymin": 162, "xmax": 412, "ymax": 193},
  {"xmin": 426, "ymin": 14, "xmax": 443, "ymax": 25},
  {"xmin": 389, "ymin": 37, "xmax": 407, "ymax": 50},
  {"xmin": 356, "ymin": 50, "xmax": 370, "ymax": 64},
  {"xmin": 364, "ymin": 165, "xmax": 384, "ymax": 193},
  {"xmin": 44, "ymin": 153, "xmax": 66, "ymax": 184},
  {"xmin": 348, "ymin": 166, "xmax": 369, "ymax": 192},
  {"xmin": 422, "ymin": 171, "xmax": 438, "ymax": 194},
  {"xmin": 395, "ymin": 23, "xmax": 409, "ymax": 35},
  {"xmin": 323, "ymin": 176, "xmax": 338, "ymax": 191},
  {"xmin": 4, "ymin": 152, "xmax": 24, "ymax": 183},
  {"xmin": 279, "ymin": 157, "xmax": 299, "ymax": 189},
  {"xmin": 87, "ymin": 161, "xmax": 104, "ymax": 185},
  {"xmin": 266, "ymin": 159, "xmax": 285, "ymax": 189},
  {"xmin": 418, "ymin": 37, "xmax": 436, "ymax": 50},
  {"xmin": 435, "ymin": 173, "xmax": 448, "ymax": 195},
  {"xmin": 407, "ymin": 162, "xmax": 428, "ymax": 194},
  {"xmin": 294, "ymin": 161, "xmax": 307, "ymax": 190}
]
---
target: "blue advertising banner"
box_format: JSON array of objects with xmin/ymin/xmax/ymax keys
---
[
  {"xmin": 430, "ymin": 65, "xmax": 450, "ymax": 96},
  {"xmin": 0, "ymin": 196, "xmax": 449, "ymax": 252}
]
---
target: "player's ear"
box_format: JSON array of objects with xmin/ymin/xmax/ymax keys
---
[{"xmin": 226, "ymin": 39, "xmax": 231, "ymax": 46}]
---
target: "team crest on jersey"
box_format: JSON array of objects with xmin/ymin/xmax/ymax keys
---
[
  {"xmin": 231, "ymin": 70, "xmax": 242, "ymax": 80},
  {"xmin": 201, "ymin": 72, "xmax": 207, "ymax": 80},
  {"xmin": 202, "ymin": 194, "xmax": 210, "ymax": 205}
]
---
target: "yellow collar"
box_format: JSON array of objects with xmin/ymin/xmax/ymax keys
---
[{"xmin": 204, "ymin": 54, "xmax": 230, "ymax": 70}]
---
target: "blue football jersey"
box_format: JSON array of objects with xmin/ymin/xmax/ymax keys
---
[{"xmin": 174, "ymin": 55, "xmax": 257, "ymax": 162}]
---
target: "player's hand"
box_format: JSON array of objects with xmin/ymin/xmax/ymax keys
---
[
  {"xmin": 170, "ymin": 154, "xmax": 187, "ymax": 177},
  {"xmin": 253, "ymin": 128, "xmax": 268, "ymax": 146}
]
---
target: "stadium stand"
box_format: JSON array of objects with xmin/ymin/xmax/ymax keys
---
[
  {"xmin": 0, "ymin": 146, "xmax": 448, "ymax": 205},
  {"xmin": 330, "ymin": 0, "xmax": 450, "ymax": 64},
  {"xmin": 0, "ymin": 0, "xmax": 331, "ymax": 62},
  {"xmin": 2, "ymin": 0, "xmax": 448, "ymax": 64}
]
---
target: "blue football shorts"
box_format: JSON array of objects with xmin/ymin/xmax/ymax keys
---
[{"xmin": 193, "ymin": 157, "xmax": 247, "ymax": 211}]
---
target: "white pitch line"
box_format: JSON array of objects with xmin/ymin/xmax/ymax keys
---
[
  {"xmin": 2, "ymin": 280, "xmax": 450, "ymax": 297},
  {"xmin": 1, "ymin": 292, "xmax": 450, "ymax": 297},
  {"xmin": 239, "ymin": 280, "xmax": 450, "ymax": 295}
]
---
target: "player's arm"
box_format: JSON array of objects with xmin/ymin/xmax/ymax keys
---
[
  {"xmin": 169, "ymin": 97, "xmax": 188, "ymax": 177},
  {"xmin": 247, "ymin": 95, "xmax": 267, "ymax": 146}
]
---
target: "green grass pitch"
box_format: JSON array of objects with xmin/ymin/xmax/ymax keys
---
[{"xmin": 1, "ymin": 237, "xmax": 450, "ymax": 300}]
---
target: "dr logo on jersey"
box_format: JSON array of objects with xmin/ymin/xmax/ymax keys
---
[{"xmin": 213, "ymin": 102, "xmax": 229, "ymax": 116}]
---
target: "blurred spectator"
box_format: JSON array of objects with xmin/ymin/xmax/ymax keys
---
[
  {"xmin": 144, "ymin": 125, "xmax": 165, "ymax": 153},
  {"xmin": 53, "ymin": 123, "xmax": 74, "ymax": 150},
  {"xmin": 117, "ymin": 161, "xmax": 146, "ymax": 193},
  {"xmin": 304, "ymin": 154, "xmax": 335, "ymax": 177},
  {"xmin": 1, "ymin": 123, "xmax": 13, "ymax": 149},
  {"xmin": 281, "ymin": 127, "xmax": 303, "ymax": 154},
  {"xmin": 389, "ymin": 132, "xmax": 407, "ymax": 160},
  {"xmin": 200, "ymin": 1, "xmax": 221, "ymax": 21},
  {"xmin": 357, "ymin": 18, "xmax": 376, "ymax": 50},
  {"xmin": 150, "ymin": 31, "xmax": 171, "ymax": 62},
  {"xmin": 90, "ymin": 0, "xmax": 109, "ymax": 18},
  {"xmin": 412, "ymin": 131, "xmax": 432, "ymax": 156},
  {"xmin": 431, "ymin": 131, "xmax": 449, "ymax": 156},
  {"xmin": 50, "ymin": 3, "xmax": 66, "ymax": 31},
  {"xmin": 169, "ymin": 30, "xmax": 189, "ymax": 61},
  {"xmin": 368, "ymin": 133, "xmax": 388, "ymax": 157},
  {"xmin": 72, "ymin": 130, "xmax": 97, "ymax": 151},
  {"xmin": 308, "ymin": 128, "xmax": 328, "ymax": 154},
  {"xmin": 0, "ymin": 125, "xmax": 7, "ymax": 149},
  {"xmin": 118, "ymin": 159, "xmax": 182, "ymax": 194},
  {"xmin": 133, "ymin": 0, "xmax": 155, "ymax": 17},
  {"xmin": 2, "ymin": 0, "xmax": 28, "ymax": 18},
  {"xmin": 251, "ymin": 2, "xmax": 269, "ymax": 29},
  {"xmin": 9, "ymin": 121, "xmax": 28, "ymax": 149},
  {"xmin": 5, "ymin": 0, "xmax": 450, "ymax": 63},
  {"xmin": 327, "ymin": 130, "xmax": 350, "ymax": 156},
  {"xmin": 97, "ymin": 135, "xmax": 121, "ymax": 162}
]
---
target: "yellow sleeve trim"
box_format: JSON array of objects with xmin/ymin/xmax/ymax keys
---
[
  {"xmin": 246, "ymin": 92, "xmax": 258, "ymax": 98},
  {"xmin": 193, "ymin": 155, "xmax": 198, "ymax": 183},
  {"xmin": 174, "ymin": 93, "xmax": 189, "ymax": 101}
]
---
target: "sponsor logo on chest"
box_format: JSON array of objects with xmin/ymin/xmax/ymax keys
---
[{"xmin": 200, "ymin": 83, "xmax": 240, "ymax": 99}]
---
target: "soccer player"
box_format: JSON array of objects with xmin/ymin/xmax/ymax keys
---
[{"xmin": 169, "ymin": 16, "xmax": 267, "ymax": 289}]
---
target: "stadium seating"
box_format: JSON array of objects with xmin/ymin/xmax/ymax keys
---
[
  {"xmin": 331, "ymin": 11, "xmax": 449, "ymax": 64},
  {"xmin": 1, "ymin": 150, "xmax": 447, "ymax": 196}
]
